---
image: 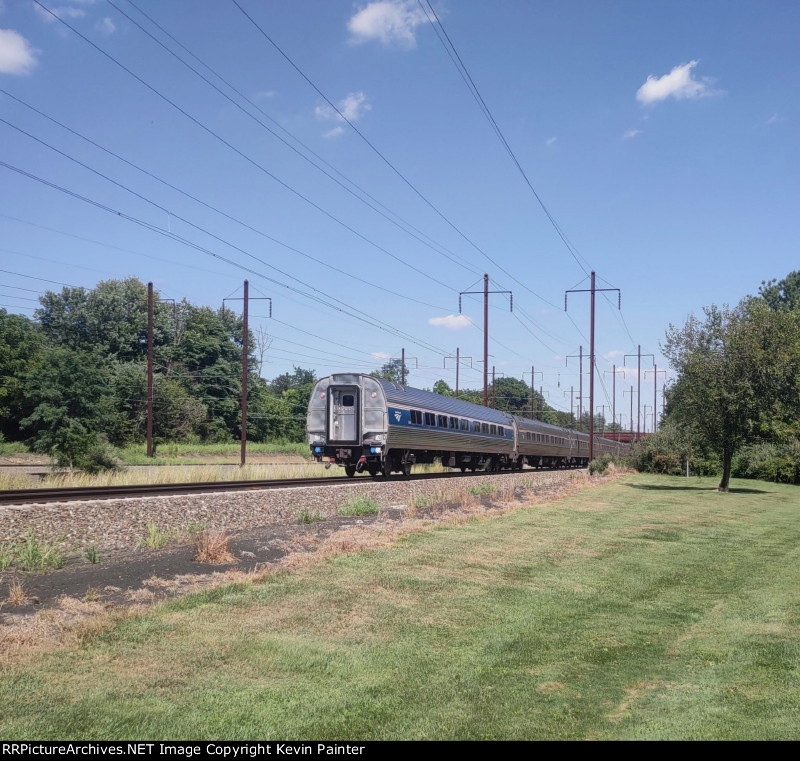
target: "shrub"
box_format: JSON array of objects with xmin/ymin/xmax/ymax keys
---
[
  {"xmin": 733, "ymin": 441, "xmax": 800, "ymax": 484},
  {"xmin": 339, "ymin": 496, "xmax": 380, "ymax": 516},
  {"xmin": 84, "ymin": 546, "xmax": 101, "ymax": 564},
  {"xmin": 588, "ymin": 454, "xmax": 615, "ymax": 475}
]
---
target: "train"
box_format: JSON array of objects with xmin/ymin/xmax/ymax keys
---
[{"xmin": 306, "ymin": 372, "xmax": 629, "ymax": 476}]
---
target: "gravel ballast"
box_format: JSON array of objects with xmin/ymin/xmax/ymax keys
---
[{"xmin": 0, "ymin": 470, "xmax": 586, "ymax": 554}]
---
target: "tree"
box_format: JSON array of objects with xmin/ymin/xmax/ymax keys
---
[
  {"xmin": 371, "ymin": 359, "xmax": 404, "ymax": 384},
  {"xmin": 432, "ymin": 380, "xmax": 453, "ymax": 397},
  {"xmin": 0, "ymin": 310, "xmax": 43, "ymax": 441},
  {"xmin": 20, "ymin": 347, "xmax": 115, "ymax": 469},
  {"xmin": 663, "ymin": 299, "xmax": 800, "ymax": 491},
  {"xmin": 759, "ymin": 270, "xmax": 800, "ymax": 313}
]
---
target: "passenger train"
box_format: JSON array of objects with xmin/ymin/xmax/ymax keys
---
[{"xmin": 306, "ymin": 373, "xmax": 628, "ymax": 477}]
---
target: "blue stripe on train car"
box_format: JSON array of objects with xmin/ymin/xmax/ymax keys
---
[{"xmin": 388, "ymin": 407, "xmax": 410, "ymax": 425}]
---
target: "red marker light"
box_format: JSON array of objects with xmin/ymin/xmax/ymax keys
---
[{"xmin": 319, "ymin": 392, "xmax": 325, "ymax": 398}]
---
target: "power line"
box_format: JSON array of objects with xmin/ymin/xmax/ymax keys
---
[
  {"xmin": 30, "ymin": 2, "xmax": 458, "ymax": 294},
  {"xmin": 112, "ymin": 0, "xmax": 481, "ymax": 278},
  {"xmin": 229, "ymin": 0, "xmax": 561, "ymax": 311},
  {"xmin": 417, "ymin": 0, "xmax": 592, "ymax": 277},
  {"xmin": 0, "ymin": 159, "xmax": 453, "ymax": 358}
]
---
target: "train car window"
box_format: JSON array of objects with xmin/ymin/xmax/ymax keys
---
[
  {"xmin": 342, "ymin": 395, "xmax": 354, "ymax": 407},
  {"xmin": 472, "ymin": 422, "xmax": 481, "ymax": 433},
  {"xmin": 437, "ymin": 415, "xmax": 447, "ymax": 428},
  {"xmin": 498, "ymin": 427, "xmax": 504, "ymax": 437},
  {"xmin": 449, "ymin": 417, "xmax": 458, "ymax": 429},
  {"xmin": 460, "ymin": 419, "xmax": 469, "ymax": 431},
  {"xmin": 490, "ymin": 425, "xmax": 497, "ymax": 435},
  {"xmin": 481, "ymin": 423, "xmax": 489, "ymax": 434},
  {"xmin": 424, "ymin": 412, "xmax": 435, "ymax": 426},
  {"xmin": 410, "ymin": 410, "xmax": 422, "ymax": 424}
]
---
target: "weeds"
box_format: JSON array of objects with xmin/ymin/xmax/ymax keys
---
[
  {"xmin": 184, "ymin": 522, "xmax": 208, "ymax": 538},
  {"xmin": 6, "ymin": 576, "xmax": 27, "ymax": 605},
  {"xmin": 85, "ymin": 587, "xmax": 100, "ymax": 602},
  {"xmin": 339, "ymin": 496, "xmax": 380, "ymax": 517},
  {"xmin": 193, "ymin": 530, "xmax": 236, "ymax": 565},
  {"xmin": 84, "ymin": 546, "xmax": 100, "ymax": 564},
  {"xmin": 0, "ymin": 542, "xmax": 14, "ymax": 570},
  {"xmin": 141, "ymin": 523, "xmax": 170, "ymax": 550},
  {"xmin": 469, "ymin": 484, "xmax": 496, "ymax": 496},
  {"xmin": 15, "ymin": 531, "xmax": 64, "ymax": 572},
  {"xmin": 297, "ymin": 509, "xmax": 326, "ymax": 524},
  {"xmin": 412, "ymin": 494, "xmax": 436, "ymax": 508}
]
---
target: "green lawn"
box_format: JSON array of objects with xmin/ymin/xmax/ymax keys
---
[{"xmin": 2, "ymin": 473, "xmax": 799, "ymax": 740}]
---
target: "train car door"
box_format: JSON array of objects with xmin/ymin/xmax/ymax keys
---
[{"xmin": 329, "ymin": 387, "xmax": 360, "ymax": 443}]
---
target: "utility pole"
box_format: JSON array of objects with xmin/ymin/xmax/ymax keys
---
[
  {"xmin": 596, "ymin": 405, "xmax": 607, "ymax": 433},
  {"xmin": 459, "ymin": 274, "xmax": 512, "ymax": 406},
  {"xmin": 644, "ymin": 366, "xmax": 667, "ymax": 431},
  {"xmin": 563, "ymin": 387, "xmax": 575, "ymax": 426},
  {"xmin": 623, "ymin": 386, "xmax": 635, "ymax": 434},
  {"xmin": 392, "ymin": 351, "xmax": 418, "ymax": 386},
  {"xmin": 642, "ymin": 405, "xmax": 652, "ymax": 433},
  {"xmin": 523, "ymin": 367, "xmax": 543, "ymax": 418},
  {"xmin": 565, "ymin": 347, "xmax": 584, "ymax": 429},
  {"xmin": 146, "ymin": 282, "xmax": 154, "ymax": 458},
  {"xmin": 624, "ymin": 346, "xmax": 654, "ymax": 442},
  {"xmin": 604, "ymin": 365, "xmax": 623, "ymax": 437},
  {"xmin": 224, "ymin": 281, "xmax": 272, "ymax": 467},
  {"xmin": 491, "ymin": 367, "xmax": 505, "ymax": 409},
  {"xmin": 566, "ymin": 272, "xmax": 621, "ymax": 461},
  {"xmin": 444, "ymin": 350, "xmax": 472, "ymax": 398}
]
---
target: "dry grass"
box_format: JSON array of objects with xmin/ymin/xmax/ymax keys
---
[
  {"xmin": 193, "ymin": 530, "xmax": 237, "ymax": 565},
  {"xmin": 5, "ymin": 576, "xmax": 27, "ymax": 605},
  {"xmin": 0, "ymin": 462, "xmax": 448, "ymax": 491},
  {"xmin": 0, "ymin": 470, "xmax": 605, "ymax": 660}
]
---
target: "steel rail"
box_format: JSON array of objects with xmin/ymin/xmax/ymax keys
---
[{"xmin": 0, "ymin": 466, "xmax": 579, "ymax": 506}]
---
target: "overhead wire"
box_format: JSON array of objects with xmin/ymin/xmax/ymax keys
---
[{"xmin": 30, "ymin": 2, "xmax": 459, "ymax": 294}]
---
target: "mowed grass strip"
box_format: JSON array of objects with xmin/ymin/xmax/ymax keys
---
[{"xmin": 2, "ymin": 473, "xmax": 800, "ymax": 740}]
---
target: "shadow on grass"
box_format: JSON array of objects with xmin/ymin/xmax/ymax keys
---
[{"xmin": 625, "ymin": 483, "xmax": 774, "ymax": 495}]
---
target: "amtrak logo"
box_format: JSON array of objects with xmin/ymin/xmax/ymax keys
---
[{"xmin": 394, "ymin": 411, "xmax": 402, "ymax": 422}]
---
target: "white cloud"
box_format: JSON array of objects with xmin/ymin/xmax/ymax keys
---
[
  {"xmin": 371, "ymin": 351, "xmax": 391, "ymax": 359},
  {"xmin": 766, "ymin": 113, "xmax": 782, "ymax": 125},
  {"xmin": 636, "ymin": 60, "xmax": 720, "ymax": 105},
  {"xmin": 254, "ymin": 89, "xmax": 277, "ymax": 100},
  {"xmin": 323, "ymin": 126, "xmax": 345, "ymax": 139},
  {"xmin": 604, "ymin": 350, "xmax": 625, "ymax": 361},
  {"xmin": 428, "ymin": 314, "xmax": 472, "ymax": 330},
  {"xmin": 96, "ymin": 16, "xmax": 114, "ymax": 35},
  {"xmin": 348, "ymin": 0, "xmax": 428, "ymax": 48},
  {"xmin": 316, "ymin": 91, "xmax": 372, "ymax": 123},
  {"xmin": 0, "ymin": 28, "xmax": 38, "ymax": 75},
  {"xmin": 33, "ymin": 4, "xmax": 86, "ymax": 23},
  {"xmin": 622, "ymin": 129, "xmax": 641, "ymax": 139},
  {"xmin": 546, "ymin": 136, "xmax": 557, "ymax": 146}
]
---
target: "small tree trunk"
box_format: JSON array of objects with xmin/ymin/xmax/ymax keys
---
[{"xmin": 718, "ymin": 448, "xmax": 733, "ymax": 492}]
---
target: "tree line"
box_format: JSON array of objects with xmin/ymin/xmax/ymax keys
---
[{"xmin": 0, "ymin": 278, "xmax": 316, "ymax": 467}]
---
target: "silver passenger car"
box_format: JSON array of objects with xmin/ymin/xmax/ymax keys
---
[{"xmin": 307, "ymin": 373, "xmax": 625, "ymax": 476}]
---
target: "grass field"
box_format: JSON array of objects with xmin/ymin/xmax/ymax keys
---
[
  {"xmin": 117, "ymin": 441, "xmax": 311, "ymax": 465},
  {"xmin": 2, "ymin": 473, "xmax": 799, "ymax": 740}
]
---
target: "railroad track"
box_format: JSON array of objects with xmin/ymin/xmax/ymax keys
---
[{"xmin": 0, "ymin": 467, "xmax": 576, "ymax": 506}]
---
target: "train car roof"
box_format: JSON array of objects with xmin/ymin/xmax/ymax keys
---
[{"xmin": 372, "ymin": 378, "xmax": 514, "ymax": 425}]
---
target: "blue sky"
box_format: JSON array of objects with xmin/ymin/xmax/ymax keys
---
[{"xmin": 1, "ymin": 0, "xmax": 798, "ymax": 429}]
